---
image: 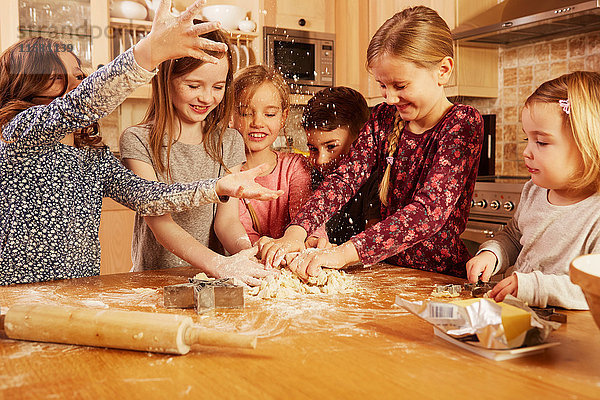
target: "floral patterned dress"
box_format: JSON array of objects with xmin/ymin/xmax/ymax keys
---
[
  {"xmin": 0, "ymin": 49, "xmax": 222, "ymax": 285},
  {"xmin": 291, "ymin": 103, "xmax": 483, "ymax": 277}
]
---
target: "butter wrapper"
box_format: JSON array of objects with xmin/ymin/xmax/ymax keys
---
[{"xmin": 395, "ymin": 295, "xmax": 560, "ymax": 349}]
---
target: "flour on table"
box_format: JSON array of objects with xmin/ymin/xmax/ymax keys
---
[
  {"xmin": 248, "ymin": 268, "xmax": 355, "ymax": 299},
  {"xmin": 80, "ymin": 300, "xmax": 109, "ymax": 308}
]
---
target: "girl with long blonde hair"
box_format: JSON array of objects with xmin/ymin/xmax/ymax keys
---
[
  {"xmin": 259, "ymin": 6, "xmax": 484, "ymax": 280},
  {"xmin": 120, "ymin": 22, "xmax": 273, "ymax": 285}
]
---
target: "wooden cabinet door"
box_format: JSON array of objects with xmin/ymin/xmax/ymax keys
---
[
  {"xmin": 335, "ymin": 0, "xmax": 498, "ymax": 100},
  {"xmin": 446, "ymin": 0, "xmax": 498, "ymax": 97},
  {"xmin": 263, "ymin": 0, "xmax": 335, "ymax": 33},
  {"xmin": 336, "ymin": 0, "xmax": 457, "ymax": 101},
  {"xmin": 0, "ymin": 0, "xmax": 19, "ymax": 52},
  {"xmin": 99, "ymin": 198, "xmax": 136, "ymax": 275},
  {"xmin": 91, "ymin": 0, "xmax": 111, "ymax": 69}
]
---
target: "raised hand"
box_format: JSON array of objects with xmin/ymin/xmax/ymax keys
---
[
  {"xmin": 215, "ymin": 163, "xmax": 284, "ymax": 201},
  {"xmin": 133, "ymin": 0, "xmax": 228, "ymax": 71}
]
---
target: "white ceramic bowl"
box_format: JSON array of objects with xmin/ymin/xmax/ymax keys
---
[
  {"xmin": 570, "ymin": 254, "xmax": 600, "ymax": 331},
  {"xmin": 238, "ymin": 19, "xmax": 257, "ymax": 33},
  {"xmin": 202, "ymin": 5, "xmax": 245, "ymax": 31},
  {"xmin": 111, "ymin": 0, "xmax": 148, "ymax": 20}
]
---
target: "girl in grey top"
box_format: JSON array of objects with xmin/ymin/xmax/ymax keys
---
[
  {"xmin": 120, "ymin": 24, "xmax": 273, "ymax": 286},
  {"xmin": 0, "ymin": 3, "xmax": 279, "ymax": 285},
  {"xmin": 467, "ymin": 72, "xmax": 600, "ymax": 309}
]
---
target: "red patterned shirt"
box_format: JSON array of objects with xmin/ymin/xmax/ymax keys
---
[{"xmin": 291, "ymin": 103, "xmax": 483, "ymax": 278}]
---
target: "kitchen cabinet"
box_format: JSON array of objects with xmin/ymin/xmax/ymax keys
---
[
  {"xmin": 335, "ymin": 0, "xmax": 498, "ymax": 102},
  {"xmin": 446, "ymin": 0, "xmax": 498, "ymax": 98},
  {"xmin": 99, "ymin": 198, "xmax": 135, "ymax": 275},
  {"xmin": 262, "ymin": 0, "xmax": 336, "ymax": 33},
  {"xmin": 0, "ymin": 0, "xmax": 112, "ymax": 84}
]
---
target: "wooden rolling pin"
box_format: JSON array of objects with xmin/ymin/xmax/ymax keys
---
[{"xmin": 2, "ymin": 304, "xmax": 256, "ymax": 354}]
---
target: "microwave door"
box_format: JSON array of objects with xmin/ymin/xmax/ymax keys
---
[{"xmin": 269, "ymin": 36, "xmax": 319, "ymax": 86}]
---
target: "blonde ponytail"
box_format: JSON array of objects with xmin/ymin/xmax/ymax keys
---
[{"xmin": 379, "ymin": 115, "xmax": 404, "ymax": 206}]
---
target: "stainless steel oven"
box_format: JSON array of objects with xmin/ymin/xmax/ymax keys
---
[
  {"xmin": 264, "ymin": 26, "xmax": 334, "ymax": 94},
  {"xmin": 461, "ymin": 177, "xmax": 528, "ymax": 256}
]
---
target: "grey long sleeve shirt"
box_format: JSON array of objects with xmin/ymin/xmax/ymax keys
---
[{"xmin": 480, "ymin": 180, "xmax": 600, "ymax": 310}]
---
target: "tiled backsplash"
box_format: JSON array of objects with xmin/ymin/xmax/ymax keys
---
[{"xmin": 462, "ymin": 31, "xmax": 600, "ymax": 176}]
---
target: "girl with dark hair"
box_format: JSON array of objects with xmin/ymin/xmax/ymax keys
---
[{"xmin": 0, "ymin": 0, "xmax": 281, "ymax": 285}]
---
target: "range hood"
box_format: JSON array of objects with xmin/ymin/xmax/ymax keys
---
[{"xmin": 453, "ymin": 0, "xmax": 600, "ymax": 46}]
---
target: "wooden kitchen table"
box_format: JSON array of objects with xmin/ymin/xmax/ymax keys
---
[{"xmin": 0, "ymin": 265, "xmax": 598, "ymax": 400}]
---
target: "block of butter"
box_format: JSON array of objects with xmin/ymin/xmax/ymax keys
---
[{"xmin": 451, "ymin": 298, "xmax": 532, "ymax": 348}]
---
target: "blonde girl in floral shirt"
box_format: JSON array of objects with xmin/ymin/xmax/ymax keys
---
[{"xmin": 259, "ymin": 6, "xmax": 483, "ymax": 279}]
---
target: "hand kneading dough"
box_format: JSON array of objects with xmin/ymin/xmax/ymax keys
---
[{"xmin": 248, "ymin": 268, "xmax": 355, "ymax": 299}]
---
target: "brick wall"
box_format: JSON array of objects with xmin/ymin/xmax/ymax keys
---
[{"xmin": 462, "ymin": 31, "xmax": 600, "ymax": 176}]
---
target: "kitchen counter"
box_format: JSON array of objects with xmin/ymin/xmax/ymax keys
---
[{"xmin": 0, "ymin": 265, "xmax": 598, "ymax": 399}]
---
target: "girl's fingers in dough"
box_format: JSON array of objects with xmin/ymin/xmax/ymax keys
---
[
  {"xmin": 256, "ymin": 237, "xmax": 273, "ymax": 260},
  {"xmin": 273, "ymin": 248, "xmax": 287, "ymax": 268},
  {"xmin": 263, "ymin": 244, "xmax": 278, "ymax": 268},
  {"xmin": 296, "ymin": 254, "xmax": 315, "ymax": 280},
  {"xmin": 242, "ymin": 276, "xmax": 262, "ymax": 287},
  {"xmin": 306, "ymin": 262, "xmax": 322, "ymax": 278},
  {"xmin": 287, "ymin": 252, "xmax": 304, "ymax": 279},
  {"xmin": 239, "ymin": 246, "xmax": 259, "ymax": 259},
  {"xmin": 283, "ymin": 252, "xmax": 299, "ymax": 266},
  {"xmin": 251, "ymin": 265, "xmax": 273, "ymax": 278},
  {"xmin": 260, "ymin": 242, "xmax": 275, "ymax": 265}
]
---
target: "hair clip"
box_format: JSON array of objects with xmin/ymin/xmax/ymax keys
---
[
  {"xmin": 386, "ymin": 156, "xmax": 394, "ymax": 166},
  {"xmin": 559, "ymin": 99, "xmax": 570, "ymax": 115}
]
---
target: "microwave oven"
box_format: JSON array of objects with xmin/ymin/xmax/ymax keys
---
[{"xmin": 264, "ymin": 26, "xmax": 335, "ymax": 94}]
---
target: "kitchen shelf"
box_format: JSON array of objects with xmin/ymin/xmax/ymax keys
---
[
  {"xmin": 19, "ymin": 27, "xmax": 92, "ymax": 38},
  {"xmin": 229, "ymin": 30, "xmax": 258, "ymax": 40},
  {"xmin": 109, "ymin": 17, "xmax": 152, "ymax": 29},
  {"xmin": 109, "ymin": 18, "xmax": 258, "ymax": 38}
]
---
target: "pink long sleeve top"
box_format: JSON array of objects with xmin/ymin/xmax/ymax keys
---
[
  {"xmin": 291, "ymin": 103, "xmax": 483, "ymax": 278},
  {"xmin": 239, "ymin": 151, "xmax": 327, "ymax": 244}
]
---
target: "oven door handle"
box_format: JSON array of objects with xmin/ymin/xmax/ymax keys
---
[{"xmin": 461, "ymin": 227, "xmax": 496, "ymax": 242}]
